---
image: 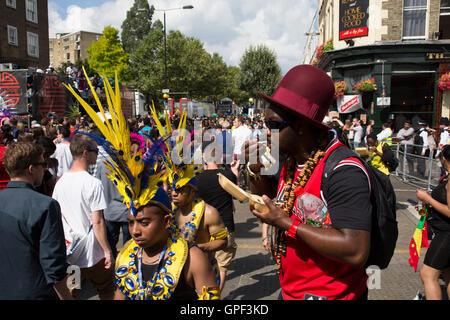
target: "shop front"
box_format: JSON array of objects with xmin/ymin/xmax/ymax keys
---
[{"xmin": 319, "ymin": 41, "xmax": 450, "ymax": 132}]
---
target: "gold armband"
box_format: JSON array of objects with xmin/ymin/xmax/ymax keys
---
[
  {"xmin": 198, "ymin": 286, "xmax": 220, "ymax": 300},
  {"xmin": 209, "ymin": 228, "xmax": 229, "ymax": 242}
]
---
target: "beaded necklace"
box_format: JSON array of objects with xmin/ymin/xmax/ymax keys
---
[
  {"xmin": 137, "ymin": 245, "xmax": 167, "ymax": 300},
  {"xmin": 273, "ymin": 150, "xmax": 326, "ymax": 272}
]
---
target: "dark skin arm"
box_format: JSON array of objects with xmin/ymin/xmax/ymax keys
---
[
  {"xmin": 185, "ymin": 246, "xmax": 220, "ymax": 295},
  {"xmin": 252, "ymin": 195, "xmax": 370, "ymax": 269}
]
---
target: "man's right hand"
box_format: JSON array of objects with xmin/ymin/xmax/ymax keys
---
[{"xmin": 104, "ymin": 251, "xmax": 114, "ymax": 270}]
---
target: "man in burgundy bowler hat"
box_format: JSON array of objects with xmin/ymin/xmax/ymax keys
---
[{"xmin": 244, "ymin": 65, "xmax": 372, "ymax": 300}]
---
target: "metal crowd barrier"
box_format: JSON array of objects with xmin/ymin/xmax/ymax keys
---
[{"xmin": 390, "ymin": 142, "xmax": 442, "ymax": 192}]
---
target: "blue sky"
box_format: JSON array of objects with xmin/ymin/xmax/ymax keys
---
[{"xmin": 48, "ymin": 0, "xmax": 318, "ymax": 74}]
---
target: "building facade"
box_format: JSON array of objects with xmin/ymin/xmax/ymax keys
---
[
  {"xmin": 0, "ymin": 0, "xmax": 49, "ymax": 69},
  {"xmin": 49, "ymin": 31, "xmax": 102, "ymax": 68},
  {"xmin": 315, "ymin": 0, "xmax": 450, "ymax": 131}
]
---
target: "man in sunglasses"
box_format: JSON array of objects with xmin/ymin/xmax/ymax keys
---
[
  {"xmin": 244, "ymin": 65, "xmax": 372, "ymax": 300},
  {"xmin": 0, "ymin": 142, "xmax": 72, "ymax": 299}
]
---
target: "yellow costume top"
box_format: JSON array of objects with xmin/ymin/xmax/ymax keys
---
[
  {"xmin": 115, "ymin": 238, "xmax": 188, "ymax": 300},
  {"xmin": 172, "ymin": 198, "xmax": 228, "ymax": 286},
  {"xmin": 369, "ymin": 142, "xmax": 390, "ymax": 175}
]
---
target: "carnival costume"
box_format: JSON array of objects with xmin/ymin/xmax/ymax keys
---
[
  {"xmin": 149, "ymin": 105, "xmax": 228, "ymax": 285},
  {"xmin": 64, "ymin": 69, "xmax": 219, "ymax": 300}
]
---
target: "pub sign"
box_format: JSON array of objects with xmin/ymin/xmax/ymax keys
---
[{"xmin": 339, "ymin": 0, "xmax": 369, "ymax": 40}]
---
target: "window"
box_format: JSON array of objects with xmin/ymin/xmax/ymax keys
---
[
  {"xmin": 440, "ymin": 0, "xmax": 450, "ymax": 39},
  {"xmin": 343, "ymin": 67, "xmax": 372, "ymax": 90},
  {"xmin": 27, "ymin": 32, "xmax": 39, "ymax": 58},
  {"xmin": 6, "ymin": 0, "xmax": 16, "ymax": 9},
  {"xmin": 7, "ymin": 25, "xmax": 18, "ymax": 46},
  {"xmin": 26, "ymin": 0, "xmax": 38, "ymax": 24},
  {"xmin": 403, "ymin": 0, "xmax": 427, "ymax": 39}
]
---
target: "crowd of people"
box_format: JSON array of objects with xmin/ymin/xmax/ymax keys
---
[
  {"xmin": 326, "ymin": 115, "xmax": 450, "ymax": 180},
  {"xmin": 0, "ymin": 64, "xmax": 449, "ymax": 301}
]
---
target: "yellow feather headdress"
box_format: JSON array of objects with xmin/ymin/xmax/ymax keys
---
[
  {"xmin": 63, "ymin": 68, "xmax": 170, "ymax": 215},
  {"xmin": 149, "ymin": 105, "xmax": 202, "ymax": 191}
]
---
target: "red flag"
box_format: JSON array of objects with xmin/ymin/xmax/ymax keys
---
[{"xmin": 408, "ymin": 214, "xmax": 428, "ymax": 273}]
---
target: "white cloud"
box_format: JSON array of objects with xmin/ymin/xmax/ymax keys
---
[
  {"xmin": 48, "ymin": 0, "xmax": 133, "ymax": 35},
  {"xmin": 49, "ymin": 0, "xmax": 317, "ymax": 74}
]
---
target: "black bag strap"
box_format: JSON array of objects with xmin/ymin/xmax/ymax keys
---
[
  {"xmin": 322, "ymin": 146, "xmax": 372, "ymax": 198},
  {"xmin": 323, "ymin": 146, "xmax": 362, "ymax": 180}
]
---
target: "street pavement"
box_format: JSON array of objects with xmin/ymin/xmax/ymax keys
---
[{"xmin": 76, "ymin": 175, "xmax": 444, "ymax": 300}]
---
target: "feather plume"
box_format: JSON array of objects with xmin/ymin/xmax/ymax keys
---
[{"xmin": 64, "ymin": 68, "xmax": 167, "ymax": 214}]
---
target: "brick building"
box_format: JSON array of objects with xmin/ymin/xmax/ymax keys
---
[
  {"xmin": 0, "ymin": 0, "xmax": 49, "ymax": 69},
  {"xmin": 49, "ymin": 31, "xmax": 102, "ymax": 68},
  {"xmin": 313, "ymin": 0, "xmax": 450, "ymax": 131}
]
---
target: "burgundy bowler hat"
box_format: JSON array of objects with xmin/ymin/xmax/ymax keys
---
[{"xmin": 259, "ymin": 65, "xmax": 335, "ymax": 131}]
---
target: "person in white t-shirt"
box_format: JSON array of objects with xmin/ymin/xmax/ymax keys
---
[
  {"xmin": 232, "ymin": 117, "xmax": 252, "ymax": 189},
  {"xmin": 232, "ymin": 117, "xmax": 252, "ymax": 161},
  {"xmin": 52, "ymin": 133, "xmax": 114, "ymax": 300},
  {"xmin": 51, "ymin": 125, "xmax": 73, "ymax": 178},
  {"xmin": 352, "ymin": 119, "xmax": 364, "ymax": 148}
]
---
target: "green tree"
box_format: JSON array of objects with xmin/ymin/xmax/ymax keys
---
[
  {"xmin": 225, "ymin": 66, "xmax": 249, "ymax": 106},
  {"xmin": 121, "ymin": 0, "xmax": 156, "ymax": 54},
  {"xmin": 127, "ymin": 29, "xmax": 244, "ymax": 108},
  {"xmin": 166, "ymin": 31, "xmax": 211, "ymax": 99},
  {"xmin": 239, "ymin": 44, "xmax": 282, "ymax": 106},
  {"xmin": 126, "ymin": 22, "xmax": 165, "ymax": 103},
  {"xmin": 87, "ymin": 26, "xmax": 130, "ymax": 80}
]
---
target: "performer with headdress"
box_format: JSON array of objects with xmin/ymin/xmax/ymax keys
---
[
  {"xmin": 64, "ymin": 69, "xmax": 220, "ymax": 300},
  {"xmin": 150, "ymin": 107, "xmax": 229, "ymax": 287}
]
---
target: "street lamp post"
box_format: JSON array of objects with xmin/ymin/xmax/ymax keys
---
[{"xmin": 155, "ymin": 5, "xmax": 194, "ymax": 91}]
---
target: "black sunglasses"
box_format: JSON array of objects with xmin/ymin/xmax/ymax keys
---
[{"xmin": 265, "ymin": 119, "xmax": 291, "ymax": 131}]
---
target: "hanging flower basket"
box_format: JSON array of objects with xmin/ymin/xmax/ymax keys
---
[
  {"xmin": 311, "ymin": 39, "xmax": 333, "ymax": 67},
  {"xmin": 438, "ymin": 72, "xmax": 450, "ymax": 91},
  {"xmin": 353, "ymin": 78, "xmax": 377, "ymax": 94},
  {"xmin": 334, "ymin": 80, "xmax": 348, "ymax": 99}
]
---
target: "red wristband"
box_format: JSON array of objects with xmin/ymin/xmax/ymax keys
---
[{"xmin": 285, "ymin": 219, "xmax": 301, "ymax": 239}]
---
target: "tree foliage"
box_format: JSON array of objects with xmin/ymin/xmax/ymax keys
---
[
  {"xmin": 126, "ymin": 23, "xmax": 165, "ymax": 103},
  {"xmin": 121, "ymin": 0, "xmax": 156, "ymax": 54},
  {"xmin": 127, "ymin": 29, "xmax": 245, "ymax": 107},
  {"xmin": 239, "ymin": 44, "xmax": 282, "ymax": 105},
  {"xmin": 87, "ymin": 26, "xmax": 130, "ymax": 80}
]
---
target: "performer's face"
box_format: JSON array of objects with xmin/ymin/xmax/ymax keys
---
[
  {"xmin": 265, "ymin": 105, "xmax": 327, "ymax": 161},
  {"xmin": 171, "ymin": 185, "xmax": 196, "ymax": 207},
  {"xmin": 128, "ymin": 206, "xmax": 170, "ymax": 248}
]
